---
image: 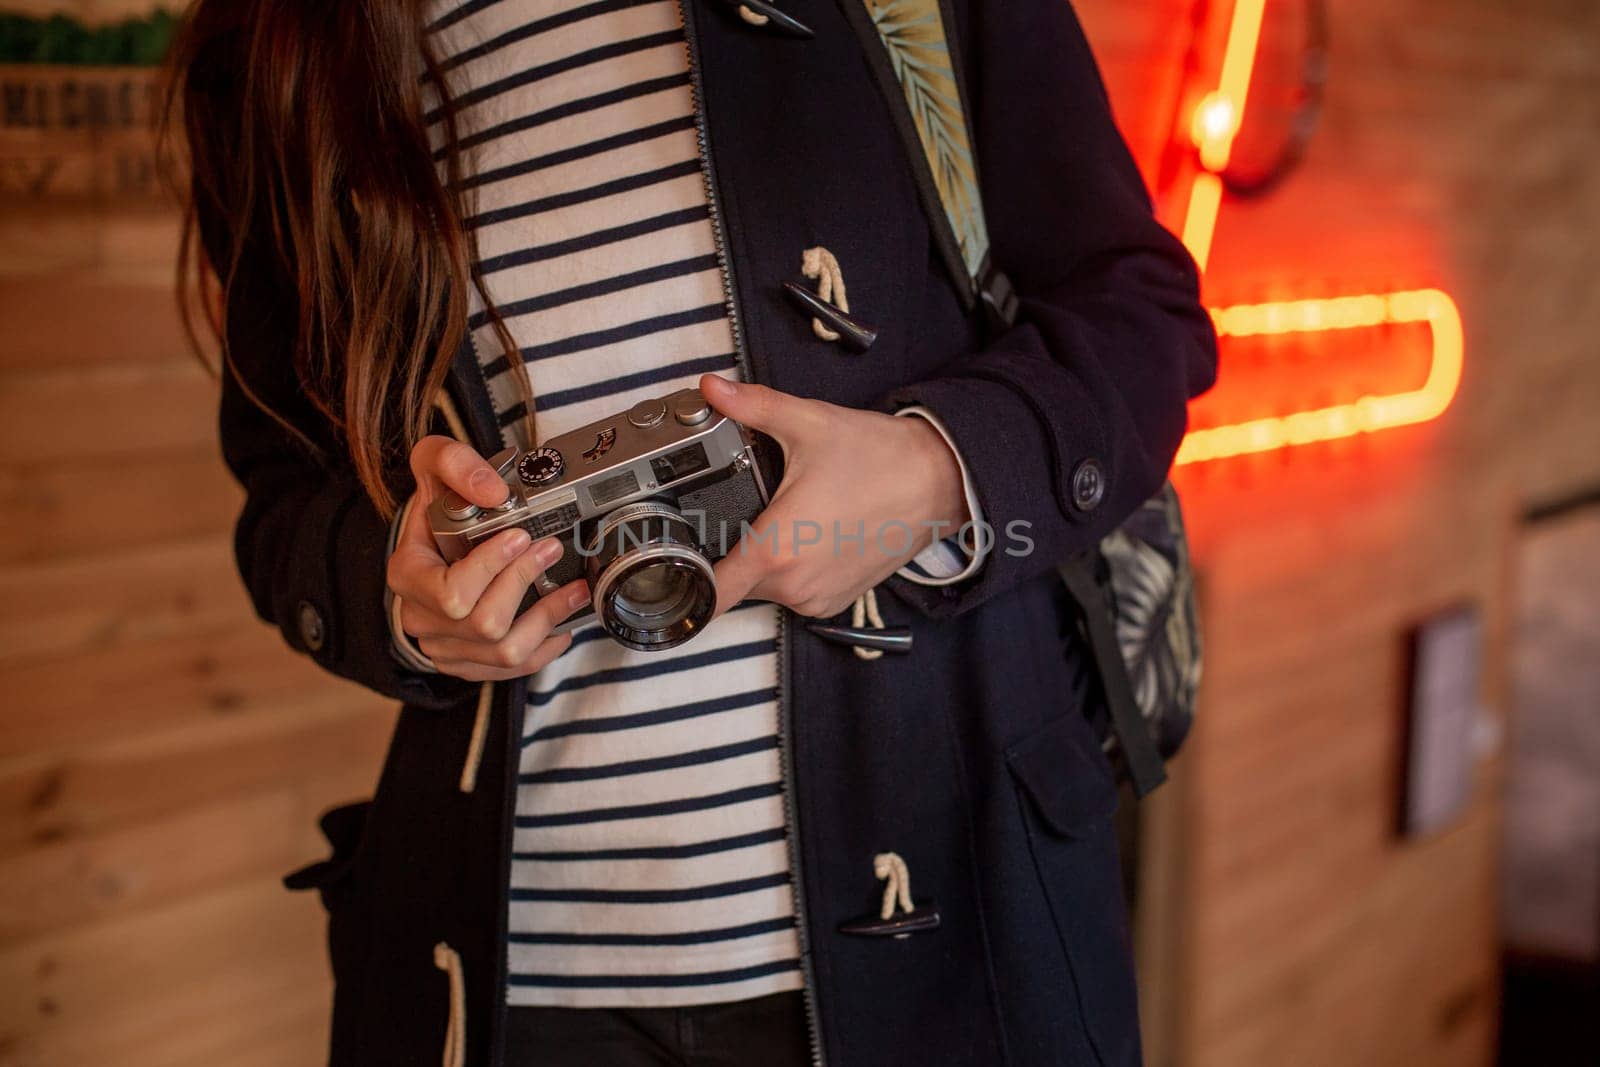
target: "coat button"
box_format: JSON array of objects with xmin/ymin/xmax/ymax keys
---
[
  {"xmin": 1070, "ymin": 459, "xmax": 1106, "ymax": 512},
  {"xmin": 298, "ymin": 601, "xmax": 327, "ymax": 652},
  {"xmin": 714, "ymin": 0, "xmax": 814, "ymax": 37}
]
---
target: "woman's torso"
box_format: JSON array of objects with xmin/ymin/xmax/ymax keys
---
[{"xmin": 425, "ymin": 0, "xmax": 803, "ymax": 1009}]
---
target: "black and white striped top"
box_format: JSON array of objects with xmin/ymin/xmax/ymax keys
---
[{"xmin": 426, "ymin": 0, "xmax": 802, "ymax": 1008}]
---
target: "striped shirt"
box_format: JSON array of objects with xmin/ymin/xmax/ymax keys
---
[{"xmin": 425, "ymin": 0, "xmax": 803, "ymax": 1008}]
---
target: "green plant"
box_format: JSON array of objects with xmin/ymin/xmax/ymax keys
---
[{"xmin": 0, "ymin": 9, "xmax": 177, "ymax": 66}]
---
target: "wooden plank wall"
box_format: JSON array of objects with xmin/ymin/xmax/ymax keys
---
[
  {"xmin": 1074, "ymin": 1, "xmax": 1600, "ymax": 1065},
  {"xmin": 0, "ymin": 5, "xmax": 397, "ymax": 1063},
  {"xmin": 1, "ymin": 2, "xmax": 1596, "ymax": 1066},
  {"xmin": 0, "ymin": 245, "xmax": 397, "ymax": 1061},
  {"xmin": 0, "ymin": 276, "xmax": 397, "ymax": 1052}
]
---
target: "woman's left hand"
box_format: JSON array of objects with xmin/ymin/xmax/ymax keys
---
[{"xmin": 699, "ymin": 373, "xmax": 968, "ymax": 619}]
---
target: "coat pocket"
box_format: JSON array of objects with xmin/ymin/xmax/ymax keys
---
[
  {"xmin": 1005, "ymin": 714, "xmax": 1140, "ymax": 1067},
  {"xmin": 283, "ymin": 800, "xmax": 372, "ymax": 914}
]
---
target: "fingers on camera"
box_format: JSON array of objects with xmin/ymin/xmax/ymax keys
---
[
  {"xmin": 402, "ymin": 535, "xmax": 564, "ymax": 637},
  {"xmin": 467, "ymin": 581, "xmax": 587, "ymax": 669},
  {"xmin": 504, "ymin": 579, "xmax": 590, "ymax": 650},
  {"xmin": 414, "ymin": 577, "xmax": 588, "ymax": 677},
  {"xmin": 427, "ymin": 528, "xmax": 530, "ymax": 620},
  {"xmin": 414, "ymin": 436, "xmax": 508, "ymax": 508},
  {"xmin": 466, "ymin": 539, "xmax": 561, "ymax": 640}
]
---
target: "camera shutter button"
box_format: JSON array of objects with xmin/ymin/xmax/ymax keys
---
[
  {"xmin": 441, "ymin": 492, "xmax": 481, "ymax": 522},
  {"xmin": 628, "ymin": 398, "xmax": 668, "ymax": 428},
  {"xmin": 673, "ymin": 395, "xmax": 712, "ymax": 426},
  {"xmin": 444, "ymin": 449, "xmax": 518, "ymax": 520}
]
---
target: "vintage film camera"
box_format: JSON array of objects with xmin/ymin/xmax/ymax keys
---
[{"xmin": 428, "ymin": 388, "xmax": 769, "ymax": 652}]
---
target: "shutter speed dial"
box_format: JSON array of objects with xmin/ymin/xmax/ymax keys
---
[{"xmin": 518, "ymin": 447, "xmax": 566, "ymax": 487}]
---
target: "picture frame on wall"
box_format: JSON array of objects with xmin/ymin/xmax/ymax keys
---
[{"xmin": 1399, "ymin": 603, "xmax": 1484, "ymax": 839}]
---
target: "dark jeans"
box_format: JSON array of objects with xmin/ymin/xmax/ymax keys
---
[{"xmin": 504, "ymin": 991, "xmax": 812, "ymax": 1067}]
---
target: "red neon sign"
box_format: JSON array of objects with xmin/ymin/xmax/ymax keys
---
[
  {"xmin": 1171, "ymin": 0, "xmax": 1463, "ymax": 464},
  {"xmin": 1177, "ymin": 290, "xmax": 1463, "ymax": 464}
]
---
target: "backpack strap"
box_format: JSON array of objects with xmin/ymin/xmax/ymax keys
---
[
  {"xmin": 844, "ymin": 0, "xmax": 1017, "ymax": 331},
  {"xmin": 851, "ymin": 1, "xmax": 1169, "ymax": 794}
]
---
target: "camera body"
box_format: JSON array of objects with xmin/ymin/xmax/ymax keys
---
[{"xmin": 428, "ymin": 387, "xmax": 769, "ymax": 651}]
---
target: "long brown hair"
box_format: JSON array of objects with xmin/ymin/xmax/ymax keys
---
[{"xmin": 161, "ymin": 0, "xmax": 532, "ymax": 517}]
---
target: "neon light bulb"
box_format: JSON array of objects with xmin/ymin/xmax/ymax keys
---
[
  {"xmin": 1191, "ymin": 92, "xmax": 1238, "ymax": 151},
  {"xmin": 1178, "ymin": 0, "xmax": 1270, "ymax": 266}
]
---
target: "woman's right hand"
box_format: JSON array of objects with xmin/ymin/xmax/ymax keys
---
[{"xmin": 386, "ymin": 436, "xmax": 589, "ymax": 682}]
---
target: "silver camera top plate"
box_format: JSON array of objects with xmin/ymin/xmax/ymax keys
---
[{"xmin": 428, "ymin": 387, "xmax": 762, "ymax": 560}]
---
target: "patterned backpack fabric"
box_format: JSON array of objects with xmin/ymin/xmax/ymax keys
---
[
  {"xmin": 1101, "ymin": 485, "xmax": 1203, "ymax": 754},
  {"xmin": 852, "ymin": 0, "xmax": 1201, "ymax": 795},
  {"xmin": 1058, "ymin": 486, "xmax": 1202, "ymax": 795}
]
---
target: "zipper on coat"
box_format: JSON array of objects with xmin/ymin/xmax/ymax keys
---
[
  {"xmin": 466, "ymin": 325, "xmax": 514, "ymax": 450},
  {"xmin": 676, "ymin": 4, "xmax": 825, "ymax": 1065},
  {"xmin": 775, "ymin": 611, "xmax": 825, "ymax": 1067},
  {"xmin": 445, "ymin": 329, "xmax": 511, "ymax": 456},
  {"xmin": 676, "ymin": 0, "xmax": 749, "ymax": 385},
  {"xmin": 451, "ymin": 314, "xmax": 517, "ymax": 1067}
]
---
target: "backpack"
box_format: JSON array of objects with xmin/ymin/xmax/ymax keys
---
[{"xmin": 848, "ymin": 0, "xmax": 1201, "ymax": 796}]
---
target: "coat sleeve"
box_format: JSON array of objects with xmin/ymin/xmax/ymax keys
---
[
  {"xmin": 195, "ymin": 191, "xmax": 475, "ymax": 711},
  {"xmin": 881, "ymin": 0, "xmax": 1217, "ymax": 618}
]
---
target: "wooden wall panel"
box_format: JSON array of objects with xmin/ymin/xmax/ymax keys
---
[
  {"xmin": 1072, "ymin": 2, "xmax": 1600, "ymax": 1066},
  {"xmin": 0, "ymin": 454, "xmax": 239, "ymax": 564},
  {"xmin": 1, "ymin": 2, "xmax": 1596, "ymax": 1066},
  {"xmin": 0, "ymin": 35, "xmax": 389, "ymax": 1065}
]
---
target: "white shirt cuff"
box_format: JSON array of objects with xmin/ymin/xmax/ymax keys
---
[
  {"xmin": 894, "ymin": 405, "xmax": 988, "ymax": 587},
  {"xmin": 385, "ymin": 495, "xmax": 440, "ymax": 674}
]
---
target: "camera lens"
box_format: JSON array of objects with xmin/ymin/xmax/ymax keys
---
[
  {"xmin": 587, "ymin": 502, "xmax": 716, "ymax": 651},
  {"xmin": 616, "ymin": 564, "xmax": 693, "ymax": 618}
]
